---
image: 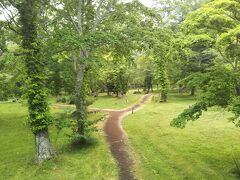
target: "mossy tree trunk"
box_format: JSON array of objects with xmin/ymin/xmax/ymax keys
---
[
  {"xmin": 190, "ymin": 87, "xmax": 196, "ymax": 96},
  {"xmin": 236, "ymin": 87, "xmax": 240, "ymax": 96},
  {"xmin": 18, "ymin": 0, "xmax": 55, "ymax": 162},
  {"xmin": 160, "ymin": 91, "xmax": 168, "ymax": 102},
  {"xmin": 155, "ymin": 58, "xmax": 169, "ymax": 102},
  {"xmin": 73, "ymin": 50, "xmax": 88, "ymax": 138}
]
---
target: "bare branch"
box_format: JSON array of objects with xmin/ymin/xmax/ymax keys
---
[
  {"xmin": 68, "ymin": 12, "xmax": 81, "ymax": 33},
  {"xmin": 0, "ymin": 2, "xmax": 20, "ymax": 34},
  {"xmin": 64, "ymin": 2, "xmax": 82, "ymax": 34},
  {"xmin": 86, "ymin": 0, "xmax": 92, "ymax": 6},
  {"xmin": 92, "ymin": 0, "xmax": 117, "ymax": 32},
  {"xmin": 77, "ymin": 0, "xmax": 83, "ymax": 34},
  {"xmin": 92, "ymin": 0, "xmax": 105, "ymax": 31},
  {"xmin": 7, "ymin": 0, "xmax": 17, "ymax": 8},
  {"xmin": 6, "ymin": 19, "xmax": 21, "ymax": 35}
]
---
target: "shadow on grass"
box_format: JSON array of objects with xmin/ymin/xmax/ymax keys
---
[
  {"xmin": 168, "ymin": 93, "xmax": 197, "ymax": 102},
  {"xmin": 231, "ymin": 168, "xmax": 240, "ymax": 179},
  {"xmin": 230, "ymin": 154, "xmax": 240, "ymax": 179},
  {"xmin": 61, "ymin": 136, "xmax": 100, "ymax": 154},
  {"xmin": 151, "ymin": 92, "xmax": 196, "ymax": 104},
  {"xmin": 25, "ymin": 136, "xmax": 101, "ymax": 168}
]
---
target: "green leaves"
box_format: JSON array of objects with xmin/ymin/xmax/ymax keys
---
[
  {"xmin": 186, "ymin": 34, "xmax": 213, "ymax": 47},
  {"xmin": 183, "ymin": 6, "xmax": 235, "ymax": 34},
  {"xmin": 217, "ymin": 25, "xmax": 240, "ymax": 45},
  {"xmin": 171, "ymin": 0, "xmax": 240, "ymax": 128},
  {"xmin": 171, "ymin": 66, "xmax": 237, "ymax": 128},
  {"xmin": 216, "ymin": 25, "xmax": 240, "ymax": 60},
  {"xmin": 171, "ymin": 102, "xmax": 208, "ymax": 128}
]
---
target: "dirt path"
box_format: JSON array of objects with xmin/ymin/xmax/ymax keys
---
[
  {"xmin": 53, "ymin": 95, "xmax": 151, "ymax": 179},
  {"xmin": 103, "ymin": 94, "xmax": 151, "ymax": 180}
]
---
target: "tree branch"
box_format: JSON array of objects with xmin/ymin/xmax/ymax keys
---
[
  {"xmin": 68, "ymin": 12, "xmax": 81, "ymax": 33},
  {"xmin": 92, "ymin": 0, "xmax": 117, "ymax": 32},
  {"xmin": 0, "ymin": 2, "xmax": 20, "ymax": 34},
  {"xmin": 217, "ymin": 48, "xmax": 235, "ymax": 69},
  {"xmin": 7, "ymin": 0, "xmax": 16, "ymax": 8},
  {"xmin": 77, "ymin": 0, "xmax": 83, "ymax": 34},
  {"xmin": 92, "ymin": 0, "xmax": 105, "ymax": 31}
]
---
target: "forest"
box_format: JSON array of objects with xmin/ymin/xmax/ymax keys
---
[{"xmin": 0, "ymin": 0, "xmax": 240, "ymax": 179}]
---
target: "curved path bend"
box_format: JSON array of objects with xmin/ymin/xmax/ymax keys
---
[
  {"xmin": 53, "ymin": 95, "xmax": 151, "ymax": 179},
  {"xmin": 103, "ymin": 94, "xmax": 151, "ymax": 180}
]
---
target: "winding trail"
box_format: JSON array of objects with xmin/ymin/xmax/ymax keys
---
[
  {"xmin": 53, "ymin": 94, "xmax": 151, "ymax": 179},
  {"xmin": 103, "ymin": 94, "xmax": 151, "ymax": 180}
]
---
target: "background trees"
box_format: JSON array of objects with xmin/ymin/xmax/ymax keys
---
[
  {"xmin": 50, "ymin": 0, "xmax": 153, "ymax": 140},
  {"xmin": 1, "ymin": 0, "xmax": 240, "ymax": 164},
  {"xmin": 171, "ymin": 0, "xmax": 240, "ymax": 128}
]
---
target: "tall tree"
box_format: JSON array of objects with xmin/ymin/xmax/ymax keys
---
[
  {"xmin": 171, "ymin": 0, "xmax": 240, "ymax": 128},
  {"xmin": 157, "ymin": 0, "xmax": 209, "ymax": 26},
  {"xmin": 51, "ymin": 0, "xmax": 163, "ymax": 138},
  {"xmin": 17, "ymin": 0, "xmax": 55, "ymax": 162},
  {"xmin": 53, "ymin": 0, "xmax": 119, "ymax": 139}
]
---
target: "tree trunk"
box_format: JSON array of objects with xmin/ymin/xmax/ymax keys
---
[
  {"xmin": 35, "ymin": 129, "xmax": 55, "ymax": 163},
  {"xmin": 107, "ymin": 91, "xmax": 113, "ymax": 96},
  {"xmin": 56, "ymin": 94, "xmax": 61, "ymax": 102},
  {"xmin": 72, "ymin": 51, "xmax": 78, "ymax": 71},
  {"xmin": 73, "ymin": 49, "xmax": 89, "ymax": 138},
  {"xmin": 190, "ymin": 87, "xmax": 196, "ymax": 96},
  {"xmin": 75, "ymin": 63, "xmax": 87, "ymax": 136},
  {"xmin": 92, "ymin": 91, "xmax": 98, "ymax": 97},
  {"xmin": 117, "ymin": 91, "xmax": 123, "ymax": 98},
  {"xmin": 179, "ymin": 85, "xmax": 186, "ymax": 94},
  {"xmin": 18, "ymin": 0, "xmax": 55, "ymax": 163},
  {"xmin": 160, "ymin": 91, "xmax": 167, "ymax": 102},
  {"xmin": 151, "ymin": 84, "xmax": 153, "ymax": 92},
  {"xmin": 179, "ymin": 85, "xmax": 182, "ymax": 94},
  {"xmin": 236, "ymin": 86, "xmax": 240, "ymax": 96}
]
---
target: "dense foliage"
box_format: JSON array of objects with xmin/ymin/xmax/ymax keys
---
[
  {"xmin": 1, "ymin": 0, "xmax": 240, "ymax": 163},
  {"xmin": 171, "ymin": 0, "xmax": 240, "ymax": 128}
]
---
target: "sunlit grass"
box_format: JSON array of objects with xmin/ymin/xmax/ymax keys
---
[
  {"xmin": 90, "ymin": 90, "xmax": 143, "ymax": 110},
  {"xmin": 0, "ymin": 102, "xmax": 118, "ymax": 179},
  {"xmin": 124, "ymin": 93, "xmax": 240, "ymax": 180}
]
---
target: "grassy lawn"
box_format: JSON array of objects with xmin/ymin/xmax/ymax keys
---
[
  {"xmin": 0, "ymin": 102, "xmax": 118, "ymax": 180},
  {"xmin": 90, "ymin": 90, "xmax": 143, "ymax": 110},
  {"xmin": 123, "ymin": 93, "xmax": 240, "ymax": 180},
  {"xmin": 3, "ymin": 92, "xmax": 239, "ymax": 179}
]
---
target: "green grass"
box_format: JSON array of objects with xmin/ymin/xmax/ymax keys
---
[
  {"xmin": 3, "ymin": 92, "xmax": 239, "ymax": 179},
  {"xmin": 90, "ymin": 90, "xmax": 143, "ymax": 110},
  {"xmin": 0, "ymin": 102, "xmax": 118, "ymax": 180},
  {"xmin": 123, "ymin": 93, "xmax": 240, "ymax": 180}
]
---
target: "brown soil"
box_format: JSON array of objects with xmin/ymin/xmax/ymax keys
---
[
  {"xmin": 103, "ymin": 94, "xmax": 151, "ymax": 180},
  {"xmin": 53, "ymin": 95, "xmax": 151, "ymax": 179}
]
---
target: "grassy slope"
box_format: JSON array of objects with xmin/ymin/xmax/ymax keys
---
[
  {"xmin": 124, "ymin": 93, "xmax": 240, "ymax": 180},
  {"xmin": 90, "ymin": 91, "xmax": 142, "ymax": 110},
  {"xmin": 0, "ymin": 102, "xmax": 118, "ymax": 180}
]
